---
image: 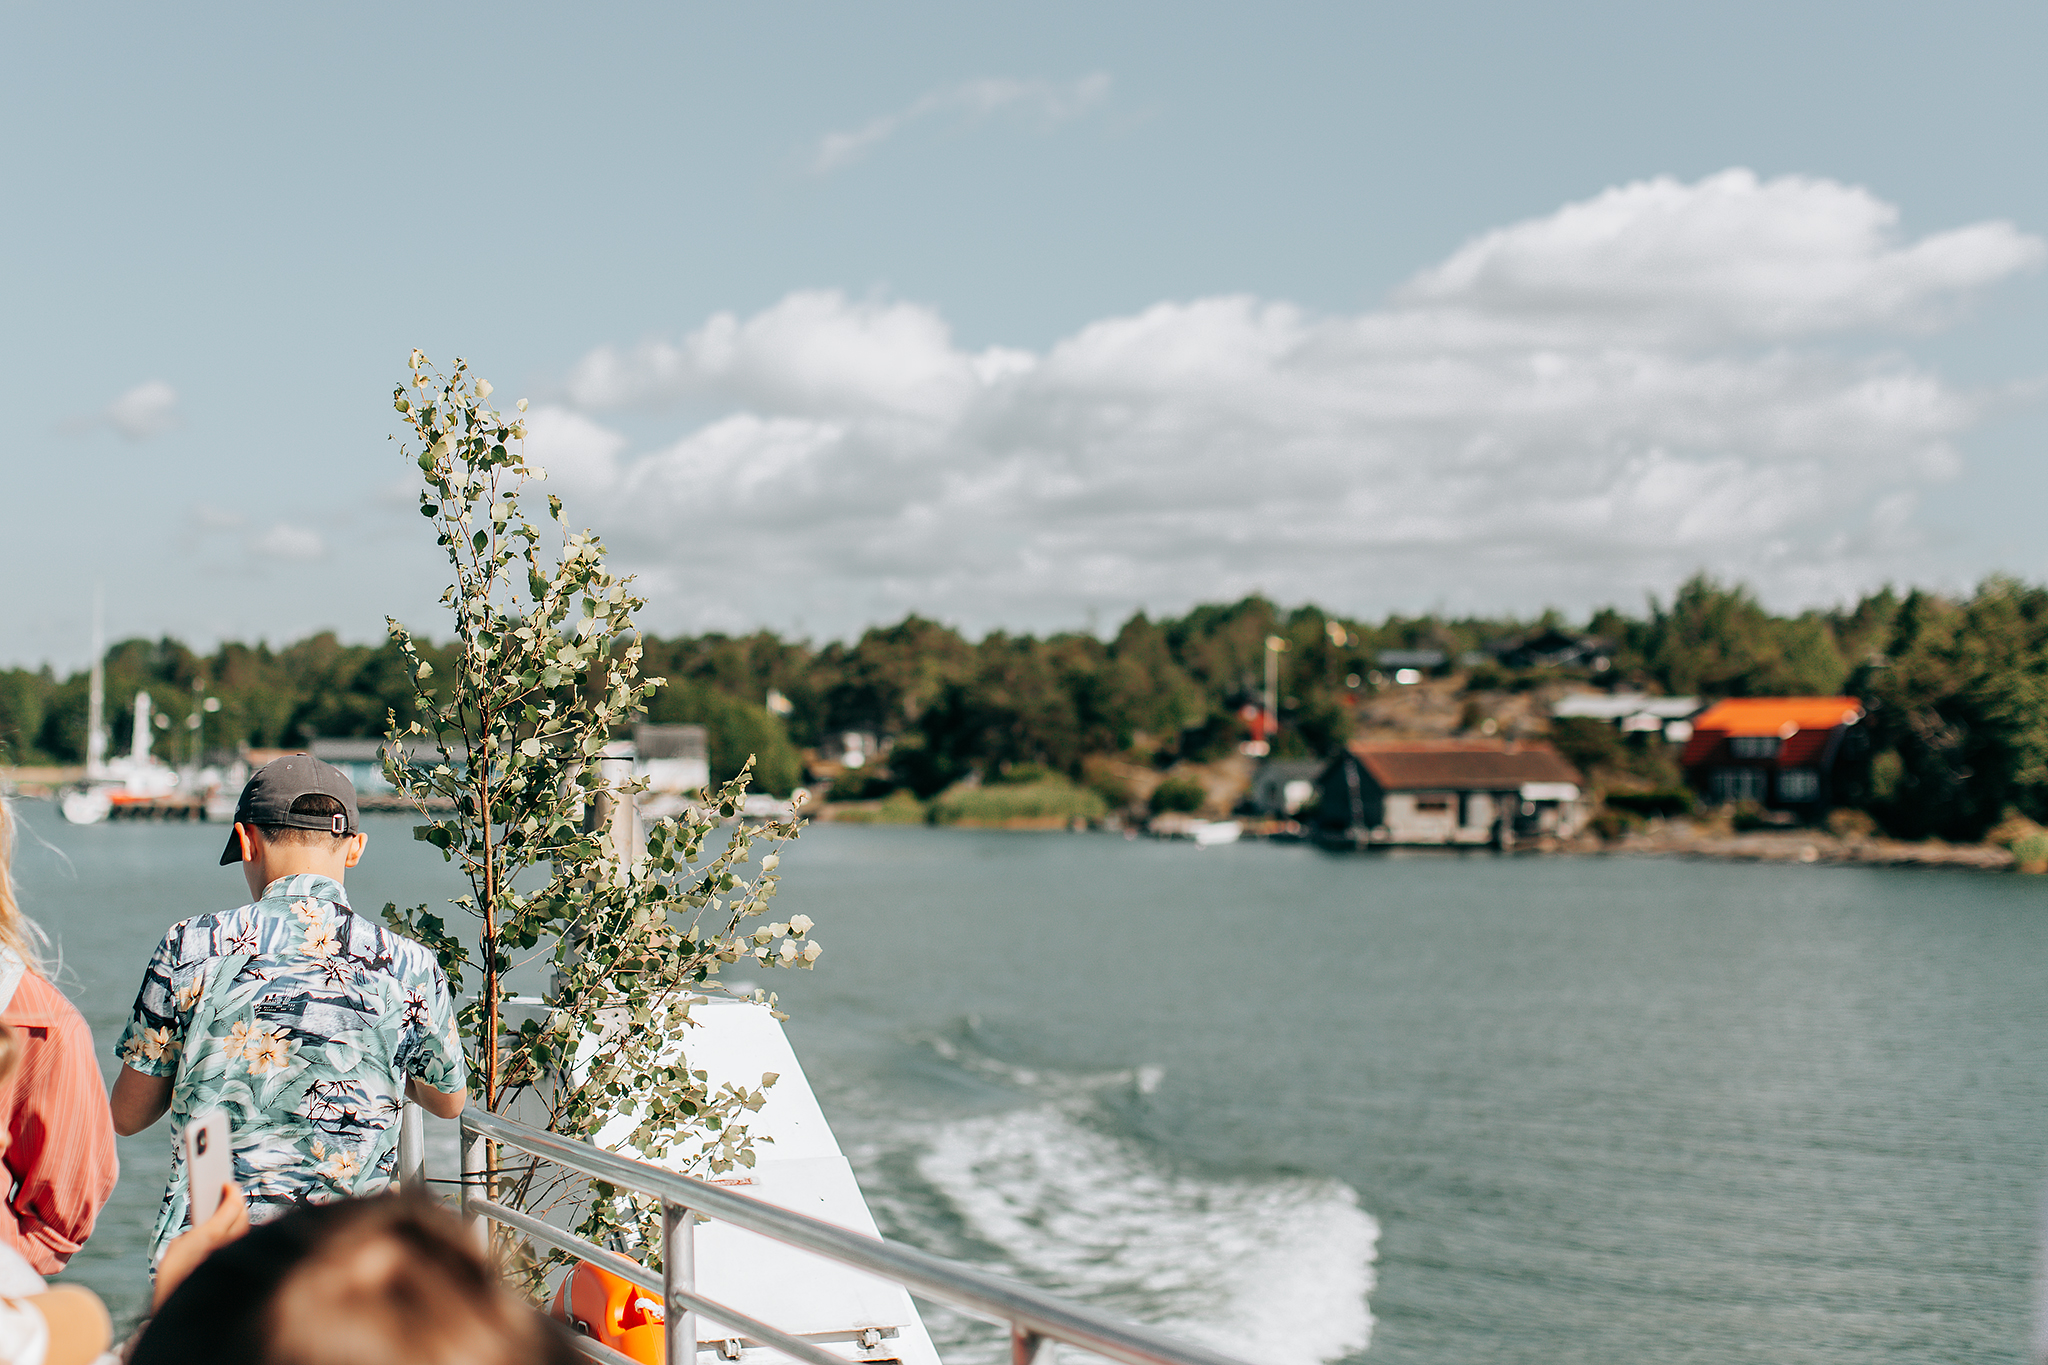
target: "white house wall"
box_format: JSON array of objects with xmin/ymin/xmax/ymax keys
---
[
  {"xmin": 1377, "ymin": 790, "xmax": 1498, "ymax": 845},
  {"xmin": 1365, "ymin": 789, "xmax": 1586, "ymax": 845}
]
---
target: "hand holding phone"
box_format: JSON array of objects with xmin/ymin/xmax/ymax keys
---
[
  {"xmin": 154, "ymin": 1181, "xmax": 249, "ymax": 1311},
  {"xmin": 183, "ymin": 1110, "xmax": 233, "ymax": 1225}
]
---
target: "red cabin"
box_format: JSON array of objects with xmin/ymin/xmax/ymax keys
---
[{"xmin": 1681, "ymin": 697, "xmax": 1866, "ymax": 812}]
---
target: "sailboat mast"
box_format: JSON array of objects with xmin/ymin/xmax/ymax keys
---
[
  {"xmin": 131, "ymin": 690, "xmax": 153, "ymax": 767},
  {"xmin": 86, "ymin": 587, "xmax": 107, "ymax": 777}
]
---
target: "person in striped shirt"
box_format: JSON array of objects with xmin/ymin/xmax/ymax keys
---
[
  {"xmin": 0, "ymin": 798, "xmax": 118, "ymax": 1278},
  {"xmin": 0, "ymin": 1012, "xmax": 254, "ymax": 1365}
]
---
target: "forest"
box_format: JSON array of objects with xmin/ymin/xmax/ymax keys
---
[{"xmin": 4, "ymin": 573, "xmax": 2046, "ymax": 842}]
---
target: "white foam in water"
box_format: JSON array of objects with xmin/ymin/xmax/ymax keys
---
[{"xmin": 912, "ymin": 1102, "xmax": 1377, "ymax": 1365}]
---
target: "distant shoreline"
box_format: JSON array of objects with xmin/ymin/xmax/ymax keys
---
[
  {"xmin": 6, "ymin": 774, "xmax": 2022, "ymax": 873},
  {"xmin": 815, "ymin": 799, "xmax": 2024, "ymax": 871},
  {"xmin": 1307, "ymin": 826, "xmax": 2017, "ymax": 871}
]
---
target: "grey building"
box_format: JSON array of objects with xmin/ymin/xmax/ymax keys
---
[{"xmin": 1314, "ymin": 741, "xmax": 1586, "ymax": 847}]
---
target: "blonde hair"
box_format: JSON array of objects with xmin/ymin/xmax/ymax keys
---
[{"xmin": 0, "ymin": 797, "xmax": 50, "ymax": 976}]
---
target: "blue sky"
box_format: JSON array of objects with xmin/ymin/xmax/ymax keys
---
[{"xmin": 4, "ymin": 1, "xmax": 2044, "ymax": 667}]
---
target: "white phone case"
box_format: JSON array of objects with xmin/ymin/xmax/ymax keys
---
[{"xmin": 184, "ymin": 1110, "xmax": 232, "ymax": 1225}]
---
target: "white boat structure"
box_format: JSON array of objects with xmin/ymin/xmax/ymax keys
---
[
  {"xmin": 604, "ymin": 729, "xmax": 804, "ymax": 826},
  {"xmin": 59, "ymin": 595, "xmax": 203, "ymax": 824},
  {"xmin": 60, "ymin": 685, "xmax": 183, "ymax": 824},
  {"xmin": 1147, "ymin": 814, "xmax": 1242, "ymax": 847},
  {"xmin": 407, "ymin": 1000, "xmax": 1249, "ymax": 1365}
]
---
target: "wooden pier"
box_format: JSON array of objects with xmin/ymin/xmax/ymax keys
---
[{"xmin": 105, "ymin": 796, "xmax": 209, "ymax": 822}]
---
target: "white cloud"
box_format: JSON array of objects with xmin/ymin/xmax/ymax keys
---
[
  {"xmin": 105, "ymin": 380, "xmax": 180, "ymax": 439},
  {"xmin": 189, "ymin": 504, "xmax": 244, "ymax": 532},
  {"xmin": 251, "ymin": 523, "xmax": 327, "ymax": 562},
  {"xmin": 564, "ymin": 291, "xmax": 1034, "ymax": 419},
  {"xmin": 522, "ymin": 406, "xmax": 629, "ymax": 489},
  {"xmin": 528, "ymin": 170, "xmax": 2043, "ymax": 636},
  {"xmin": 811, "ymin": 73, "xmax": 1110, "ymax": 172},
  {"xmin": 1395, "ymin": 169, "xmax": 2043, "ymax": 343}
]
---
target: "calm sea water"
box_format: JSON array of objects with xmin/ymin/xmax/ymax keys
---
[{"xmin": 9, "ymin": 801, "xmax": 2046, "ymax": 1363}]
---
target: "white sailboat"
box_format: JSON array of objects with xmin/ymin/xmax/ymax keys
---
[
  {"xmin": 60, "ymin": 594, "xmax": 180, "ymax": 823},
  {"xmin": 59, "ymin": 687, "xmax": 180, "ymax": 823},
  {"xmin": 60, "ymin": 595, "xmax": 113, "ymax": 825}
]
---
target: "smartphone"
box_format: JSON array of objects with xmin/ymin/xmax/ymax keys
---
[{"xmin": 183, "ymin": 1111, "xmax": 233, "ymax": 1225}]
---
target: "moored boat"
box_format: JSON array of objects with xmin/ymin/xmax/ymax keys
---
[{"xmin": 60, "ymin": 687, "xmax": 182, "ymax": 824}]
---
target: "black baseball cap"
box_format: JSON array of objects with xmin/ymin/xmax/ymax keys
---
[{"xmin": 218, "ymin": 755, "xmax": 363, "ymax": 865}]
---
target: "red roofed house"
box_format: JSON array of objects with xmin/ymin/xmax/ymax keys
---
[
  {"xmin": 1313, "ymin": 740, "xmax": 1587, "ymax": 848},
  {"xmin": 1681, "ymin": 697, "xmax": 1867, "ymax": 813}
]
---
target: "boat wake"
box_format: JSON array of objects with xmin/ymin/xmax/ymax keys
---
[{"xmin": 838, "ymin": 1026, "xmax": 1377, "ymax": 1365}]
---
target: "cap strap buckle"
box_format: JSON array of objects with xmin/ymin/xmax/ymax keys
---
[{"xmin": 331, "ymin": 814, "xmax": 346, "ymax": 836}]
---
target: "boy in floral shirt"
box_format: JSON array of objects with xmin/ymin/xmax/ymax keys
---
[{"xmin": 111, "ymin": 756, "xmax": 466, "ymax": 1266}]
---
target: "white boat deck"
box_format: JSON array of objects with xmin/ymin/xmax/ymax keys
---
[{"xmin": 559, "ymin": 998, "xmax": 947, "ymax": 1365}]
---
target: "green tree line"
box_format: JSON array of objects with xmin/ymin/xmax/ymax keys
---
[{"xmin": 6, "ymin": 574, "xmax": 2047, "ymax": 840}]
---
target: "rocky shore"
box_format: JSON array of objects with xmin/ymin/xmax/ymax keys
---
[{"xmin": 1576, "ymin": 823, "xmax": 2017, "ymax": 870}]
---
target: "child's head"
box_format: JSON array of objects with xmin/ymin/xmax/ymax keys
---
[
  {"xmin": 219, "ymin": 757, "xmax": 369, "ymax": 896},
  {"xmin": 133, "ymin": 1195, "xmax": 580, "ymax": 1365}
]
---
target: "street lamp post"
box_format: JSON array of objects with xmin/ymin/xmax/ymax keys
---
[
  {"xmin": 1264, "ymin": 635, "xmax": 1288, "ymax": 753},
  {"xmin": 188, "ymin": 685, "xmax": 221, "ymax": 772}
]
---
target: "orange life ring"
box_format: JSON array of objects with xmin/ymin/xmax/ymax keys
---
[{"xmin": 551, "ymin": 1259, "xmax": 668, "ymax": 1364}]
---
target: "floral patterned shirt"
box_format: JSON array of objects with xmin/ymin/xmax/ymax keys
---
[{"xmin": 116, "ymin": 873, "xmax": 464, "ymax": 1264}]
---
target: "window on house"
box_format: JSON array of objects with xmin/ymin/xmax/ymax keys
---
[
  {"xmin": 1777, "ymin": 768, "xmax": 1821, "ymax": 802},
  {"xmin": 1415, "ymin": 797, "xmax": 1451, "ymax": 813},
  {"xmin": 1728, "ymin": 735, "xmax": 1781, "ymax": 759},
  {"xmin": 1711, "ymin": 768, "xmax": 1768, "ymax": 803}
]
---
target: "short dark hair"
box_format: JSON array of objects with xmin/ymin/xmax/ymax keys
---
[
  {"xmin": 256, "ymin": 793, "xmax": 354, "ymax": 851},
  {"xmin": 133, "ymin": 1195, "xmax": 580, "ymax": 1365}
]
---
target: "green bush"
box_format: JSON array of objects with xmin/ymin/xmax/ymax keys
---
[
  {"xmin": 1730, "ymin": 800, "xmax": 1772, "ymax": 832},
  {"xmin": 1149, "ymin": 775, "xmax": 1206, "ymax": 814},
  {"xmin": 1604, "ymin": 789, "xmax": 1694, "ymax": 819},
  {"xmin": 930, "ymin": 776, "xmax": 1106, "ymax": 826},
  {"xmin": 0, "ymin": 670, "xmax": 50, "ymax": 765},
  {"xmin": 827, "ymin": 773, "xmax": 896, "ymax": 802},
  {"xmin": 1589, "ymin": 808, "xmax": 1638, "ymax": 840},
  {"xmin": 827, "ymin": 789, "xmax": 927, "ymax": 824},
  {"xmin": 644, "ymin": 679, "xmax": 804, "ymax": 795},
  {"xmin": 1087, "ymin": 770, "xmax": 1133, "ymax": 810},
  {"xmin": 2011, "ymin": 831, "xmax": 2048, "ymax": 871},
  {"xmin": 1987, "ymin": 812, "xmax": 2048, "ymax": 868},
  {"xmin": 1548, "ymin": 717, "xmax": 1624, "ymax": 774},
  {"xmin": 1461, "ymin": 663, "xmax": 1509, "ymax": 693},
  {"xmin": 1825, "ymin": 807, "xmax": 1877, "ymax": 840}
]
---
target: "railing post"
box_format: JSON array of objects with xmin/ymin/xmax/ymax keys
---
[
  {"xmin": 463, "ymin": 1129, "xmax": 490, "ymax": 1256},
  {"xmin": 663, "ymin": 1198, "xmax": 695, "ymax": 1365},
  {"xmin": 1012, "ymin": 1326, "xmax": 1051, "ymax": 1365},
  {"xmin": 398, "ymin": 1100, "xmax": 426, "ymax": 1196}
]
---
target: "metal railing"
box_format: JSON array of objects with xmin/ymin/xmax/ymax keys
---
[{"xmin": 403, "ymin": 1103, "xmax": 1257, "ymax": 1365}]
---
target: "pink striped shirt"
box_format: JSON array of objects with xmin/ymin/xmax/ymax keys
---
[{"xmin": 0, "ymin": 972, "xmax": 119, "ymax": 1273}]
